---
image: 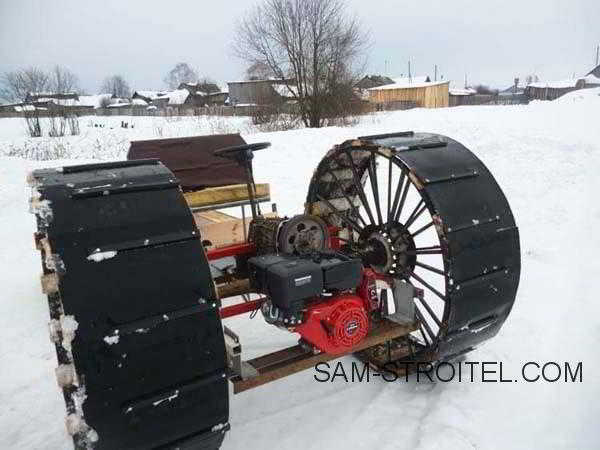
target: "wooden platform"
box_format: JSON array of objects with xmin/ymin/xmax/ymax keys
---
[
  {"xmin": 231, "ymin": 319, "xmax": 417, "ymax": 393},
  {"xmin": 184, "ymin": 183, "xmax": 270, "ymax": 210},
  {"xmin": 192, "ymin": 210, "xmax": 249, "ymax": 248}
]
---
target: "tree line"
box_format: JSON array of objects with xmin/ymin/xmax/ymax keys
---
[
  {"xmin": 2, "ymin": 0, "xmax": 371, "ymax": 128},
  {"xmin": 0, "ymin": 63, "xmax": 220, "ymax": 103}
]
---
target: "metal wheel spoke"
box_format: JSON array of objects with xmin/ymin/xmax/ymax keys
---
[
  {"xmin": 407, "ymin": 249, "xmax": 443, "ymax": 255},
  {"xmin": 326, "ymin": 169, "xmax": 368, "ymax": 227},
  {"xmin": 316, "ymin": 194, "xmax": 363, "ymax": 234},
  {"xmin": 386, "ymin": 158, "xmax": 393, "ymax": 224},
  {"xmin": 416, "ymin": 296, "xmax": 443, "ymax": 328},
  {"xmin": 393, "ymin": 173, "xmax": 411, "ymax": 223},
  {"xmin": 388, "ymin": 170, "xmax": 406, "ymax": 226},
  {"xmin": 367, "ymin": 155, "xmax": 383, "ymax": 226},
  {"xmin": 410, "ymin": 271, "xmax": 447, "ymax": 302},
  {"xmin": 404, "ymin": 200, "xmax": 426, "ymax": 229},
  {"xmin": 411, "ymin": 221, "xmax": 434, "ymax": 238},
  {"xmin": 415, "ymin": 308, "xmax": 436, "ymax": 343},
  {"xmin": 344, "ymin": 149, "xmax": 376, "ymax": 226},
  {"xmin": 407, "ymin": 245, "xmax": 442, "ymax": 255},
  {"xmin": 415, "ymin": 260, "xmax": 445, "ymax": 276},
  {"xmin": 419, "ymin": 325, "xmax": 431, "ymax": 346}
]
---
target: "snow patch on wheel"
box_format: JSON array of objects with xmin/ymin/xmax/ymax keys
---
[
  {"xmin": 59, "ymin": 315, "xmax": 79, "ymax": 352},
  {"xmin": 86, "ymin": 250, "xmax": 117, "ymax": 262}
]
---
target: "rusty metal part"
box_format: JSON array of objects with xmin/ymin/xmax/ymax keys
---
[
  {"xmin": 216, "ymin": 278, "xmax": 252, "ymax": 299},
  {"xmin": 277, "ymin": 214, "xmax": 329, "ymax": 255},
  {"xmin": 248, "ymin": 216, "xmax": 285, "ymax": 255}
]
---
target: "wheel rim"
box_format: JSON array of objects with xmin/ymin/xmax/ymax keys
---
[
  {"xmin": 306, "ymin": 133, "xmax": 521, "ymax": 362},
  {"xmin": 307, "ymin": 145, "xmax": 447, "ymax": 353}
]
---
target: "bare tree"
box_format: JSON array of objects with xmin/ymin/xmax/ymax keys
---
[
  {"xmin": 49, "ymin": 65, "xmax": 80, "ymax": 94},
  {"xmin": 234, "ymin": 0, "xmax": 369, "ymax": 128},
  {"xmin": 246, "ymin": 62, "xmax": 274, "ymax": 80},
  {"xmin": 164, "ymin": 63, "xmax": 199, "ymax": 89},
  {"xmin": 0, "ymin": 67, "xmax": 50, "ymax": 102},
  {"xmin": 525, "ymin": 74, "xmax": 540, "ymax": 86},
  {"xmin": 100, "ymin": 75, "xmax": 131, "ymax": 98},
  {"xmin": 473, "ymin": 84, "xmax": 499, "ymax": 95},
  {"xmin": 196, "ymin": 77, "xmax": 220, "ymax": 94}
]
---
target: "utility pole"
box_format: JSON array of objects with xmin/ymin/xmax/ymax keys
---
[
  {"xmin": 596, "ymin": 44, "xmax": 599, "ymax": 67},
  {"xmin": 434, "ymin": 65, "xmax": 438, "ymax": 81},
  {"xmin": 464, "ymin": 73, "xmax": 468, "ymax": 88},
  {"xmin": 408, "ymin": 60, "xmax": 412, "ymax": 83}
]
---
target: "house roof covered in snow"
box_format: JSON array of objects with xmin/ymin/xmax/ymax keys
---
[
  {"xmin": 78, "ymin": 94, "xmax": 112, "ymax": 108},
  {"xmin": 527, "ymin": 74, "xmax": 600, "ymax": 89},
  {"xmin": 528, "ymin": 79, "xmax": 580, "ymax": 89},
  {"xmin": 449, "ymin": 87, "xmax": 477, "ymax": 96},
  {"xmin": 166, "ymin": 89, "xmax": 190, "ymax": 105},
  {"xmin": 178, "ymin": 81, "xmax": 220, "ymax": 94},
  {"xmin": 132, "ymin": 90, "xmax": 168, "ymax": 100},
  {"xmin": 368, "ymin": 76, "xmax": 449, "ymax": 91},
  {"xmin": 355, "ymin": 75, "xmax": 395, "ymax": 90}
]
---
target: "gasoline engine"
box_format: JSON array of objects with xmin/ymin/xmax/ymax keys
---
[{"xmin": 246, "ymin": 214, "xmax": 415, "ymax": 355}]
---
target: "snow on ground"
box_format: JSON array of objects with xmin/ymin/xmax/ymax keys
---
[{"xmin": 1, "ymin": 89, "xmax": 599, "ymax": 449}]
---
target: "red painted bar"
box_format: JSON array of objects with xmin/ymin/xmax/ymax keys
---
[
  {"xmin": 327, "ymin": 226, "xmax": 341, "ymax": 250},
  {"xmin": 206, "ymin": 242, "xmax": 256, "ymax": 261},
  {"xmin": 220, "ymin": 297, "xmax": 265, "ymax": 318}
]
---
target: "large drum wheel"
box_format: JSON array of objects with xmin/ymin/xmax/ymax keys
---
[
  {"xmin": 306, "ymin": 132, "xmax": 520, "ymax": 362},
  {"xmin": 29, "ymin": 160, "xmax": 229, "ymax": 450}
]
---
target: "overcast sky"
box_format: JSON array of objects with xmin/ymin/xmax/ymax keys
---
[{"xmin": 1, "ymin": 0, "xmax": 598, "ymax": 93}]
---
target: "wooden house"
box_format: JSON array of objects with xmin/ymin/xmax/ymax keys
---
[
  {"xmin": 367, "ymin": 76, "xmax": 449, "ymax": 109},
  {"xmin": 355, "ymin": 75, "xmax": 394, "ymax": 90},
  {"xmin": 227, "ymin": 79, "xmax": 295, "ymax": 105},
  {"xmin": 525, "ymin": 76, "xmax": 600, "ymax": 101}
]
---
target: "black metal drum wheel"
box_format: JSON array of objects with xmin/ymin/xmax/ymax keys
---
[
  {"xmin": 29, "ymin": 160, "xmax": 229, "ymax": 450},
  {"xmin": 306, "ymin": 132, "xmax": 521, "ymax": 361}
]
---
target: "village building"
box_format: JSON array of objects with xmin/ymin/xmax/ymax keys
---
[
  {"xmin": 367, "ymin": 76, "xmax": 449, "ymax": 109},
  {"xmin": 355, "ymin": 75, "xmax": 395, "ymax": 90},
  {"xmin": 178, "ymin": 81, "xmax": 220, "ymax": 94},
  {"xmin": 0, "ymin": 92, "xmax": 96, "ymax": 114},
  {"xmin": 525, "ymin": 74, "xmax": 600, "ymax": 101},
  {"xmin": 227, "ymin": 79, "xmax": 295, "ymax": 105},
  {"xmin": 587, "ymin": 63, "xmax": 600, "ymax": 78}
]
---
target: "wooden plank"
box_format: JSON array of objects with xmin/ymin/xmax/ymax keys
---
[
  {"xmin": 184, "ymin": 183, "xmax": 270, "ymax": 209},
  {"xmin": 193, "ymin": 210, "xmax": 237, "ymax": 225},
  {"xmin": 217, "ymin": 279, "xmax": 251, "ymax": 299},
  {"xmin": 231, "ymin": 319, "xmax": 417, "ymax": 393},
  {"xmin": 194, "ymin": 216, "xmax": 248, "ymax": 247},
  {"xmin": 194, "ymin": 211, "xmax": 277, "ymax": 249},
  {"xmin": 41, "ymin": 273, "xmax": 59, "ymax": 294}
]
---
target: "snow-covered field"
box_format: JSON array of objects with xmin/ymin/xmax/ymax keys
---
[{"xmin": 1, "ymin": 89, "xmax": 599, "ymax": 449}]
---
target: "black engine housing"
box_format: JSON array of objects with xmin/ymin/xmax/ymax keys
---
[{"xmin": 248, "ymin": 252, "xmax": 363, "ymax": 313}]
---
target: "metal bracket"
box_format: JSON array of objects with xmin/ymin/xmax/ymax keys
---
[
  {"xmin": 381, "ymin": 279, "xmax": 416, "ymax": 325},
  {"xmin": 223, "ymin": 325, "xmax": 258, "ymax": 380}
]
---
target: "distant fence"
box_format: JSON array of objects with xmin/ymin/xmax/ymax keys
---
[
  {"xmin": 0, "ymin": 95, "xmax": 533, "ymax": 119},
  {"xmin": 373, "ymin": 101, "xmax": 418, "ymax": 112},
  {"xmin": 0, "ymin": 104, "xmax": 263, "ymax": 119},
  {"xmin": 449, "ymin": 94, "xmax": 529, "ymax": 107}
]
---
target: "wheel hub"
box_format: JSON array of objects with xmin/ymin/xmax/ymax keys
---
[{"xmin": 358, "ymin": 223, "xmax": 416, "ymax": 277}]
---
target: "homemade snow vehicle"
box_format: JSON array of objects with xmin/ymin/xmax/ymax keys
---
[{"xmin": 28, "ymin": 131, "xmax": 520, "ymax": 450}]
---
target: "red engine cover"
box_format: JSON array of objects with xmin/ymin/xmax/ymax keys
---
[{"xmin": 295, "ymin": 294, "xmax": 369, "ymax": 355}]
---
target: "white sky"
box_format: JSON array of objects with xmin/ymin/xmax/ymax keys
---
[{"xmin": 0, "ymin": 0, "xmax": 598, "ymax": 92}]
